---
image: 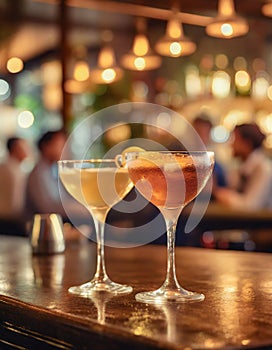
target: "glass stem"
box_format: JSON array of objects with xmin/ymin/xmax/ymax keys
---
[
  {"xmin": 93, "ymin": 218, "xmax": 108, "ymax": 282},
  {"xmin": 162, "ymin": 216, "xmax": 180, "ymax": 290}
]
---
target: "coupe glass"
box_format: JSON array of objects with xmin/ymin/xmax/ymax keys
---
[
  {"xmin": 125, "ymin": 151, "xmax": 214, "ymax": 303},
  {"xmin": 58, "ymin": 159, "xmax": 134, "ymax": 296}
]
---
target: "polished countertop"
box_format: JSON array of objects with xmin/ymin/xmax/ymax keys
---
[{"xmin": 0, "ymin": 235, "xmax": 272, "ymax": 349}]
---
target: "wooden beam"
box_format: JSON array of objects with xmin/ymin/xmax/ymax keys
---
[{"xmin": 33, "ymin": 0, "xmax": 212, "ymax": 26}]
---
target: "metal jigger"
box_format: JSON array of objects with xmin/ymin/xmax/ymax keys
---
[{"xmin": 30, "ymin": 213, "xmax": 65, "ymax": 254}]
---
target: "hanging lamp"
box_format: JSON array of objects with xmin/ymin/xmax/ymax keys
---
[
  {"xmin": 262, "ymin": 1, "xmax": 272, "ymax": 17},
  {"xmin": 155, "ymin": 9, "xmax": 196, "ymax": 57},
  {"xmin": 121, "ymin": 18, "xmax": 162, "ymax": 71},
  {"xmin": 205, "ymin": 0, "xmax": 249, "ymax": 39},
  {"xmin": 91, "ymin": 31, "xmax": 123, "ymax": 84}
]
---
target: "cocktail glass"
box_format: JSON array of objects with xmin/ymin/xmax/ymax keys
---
[
  {"xmin": 58, "ymin": 159, "xmax": 134, "ymax": 296},
  {"xmin": 125, "ymin": 151, "xmax": 214, "ymax": 303}
]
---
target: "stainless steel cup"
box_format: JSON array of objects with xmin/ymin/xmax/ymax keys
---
[{"xmin": 30, "ymin": 213, "xmax": 65, "ymax": 254}]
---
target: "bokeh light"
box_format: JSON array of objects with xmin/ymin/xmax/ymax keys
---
[
  {"xmin": 212, "ymin": 71, "xmax": 231, "ymax": 98},
  {"xmin": 0, "ymin": 79, "xmax": 10, "ymax": 101},
  {"xmin": 267, "ymin": 85, "xmax": 272, "ymax": 101},
  {"xmin": 221, "ymin": 23, "xmax": 233, "ymax": 37},
  {"xmin": 252, "ymin": 76, "xmax": 269, "ymax": 99},
  {"xmin": 233, "ymin": 56, "xmax": 247, "ymax": 71},
  {"xmin": 235, "ymin": 70, "xmax": 251, "ymax": 94},
  {"xmin": 211, "ymin": 125, "xmax": 230, "ymax": 143},
  {"xmin": 170, "ymin": 42, "xmax": 182, "ymax": 56},
  {"xmin": 17, "ymin": 110, "xmax": 35, "ymax": 128},
  {"xmin": 134, "ymin": 57, "xmax": 146, "ymax": 71},
  {"xmin": 101, "ymin": 68, "xmax": 116, "ymax": 83},
  {"xmin": 7, "ymin": 57, "xmax": 24, "ymax": 73},
  {"xmin": 215, "ymin": 54, "xmax": 229, "ymax": 70},
  {"xmin": 73, "ymin": 61, "xmax": 89, "ymax": 82}
]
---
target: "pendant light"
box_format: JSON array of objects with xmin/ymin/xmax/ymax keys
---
[
  {"xmin": 206, "ymin": 0, "xmax": 249, "ymax": 39},
  {"xmin": 65, "ymin": 45, "xmax": 91, "ymax": 94},
  {"xmin": 262, "ymin": 1, "xmax": 272, "ymax": 17},
  {"xmin": 73, "ymin": 60, "xmax": 89, "ymax": 82},
  {"xmin": 91, "ymin": 31, "xmax": 123, "ymax": 84},
  {"xmin": 121, "ymin": 18, "xmax": 162, "ymax": 71},
  {"xmin": 155, "ymin": 8, "xmax": 196, "ymax": 57},
  {"xmin": 72, "ymin": 45, "xmax": 90, "ymax": 82}
]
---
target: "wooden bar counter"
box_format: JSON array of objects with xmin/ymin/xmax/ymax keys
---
[{"xmin": 1, "ymin": 235, "xmax": 272, "ymax": 349}]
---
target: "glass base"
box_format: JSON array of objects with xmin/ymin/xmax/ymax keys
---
[
  {"xmin": 135, "ymin": 287, "xmax": 205, "ymax": 304},
  {"xmin": 68, "ymin": 279, "xmax": 133, "ymax": 297}
]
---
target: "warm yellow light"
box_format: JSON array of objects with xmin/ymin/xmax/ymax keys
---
[
  {"xmin": 235, "ymin": 70, "xmax": 251, "ymax": 95},
  {"xmin": 155, "ymin": 11, "xmax": 196, "ymax": 57},
  {"xmin": 121, "ymin": 18, "xmax": 162, "ymax": 71},
  {"xmin": 170, "ymin": 42, "xmax": 181, "ymax": 56},
  {"xmin": 223, "ymin": 113, "xmax": 238, "ymax": 130},
  {"xmin": 91, "ymin": 67, "xmax": 123, "ymax": 85},
  {"xmin": 64, "ymin": 79, "xmax": 91, "ymax": 94},
  {"xmin": 7, "ymin": 57, "xmax": 24, "ymax": 73},
  {"xmin": 267, "ymin": 85, "xmax": 272, "ymax": 100},
  {"xmin": 43, "ymin": 84, "xmax": 62, "ymax": 110},
  {"xmin": 185, "ymin": 66, "xmax": 202, "ymax": 97},
  {"xmin": 212, "ymin": 71, "xmax": 231, "ymax": 98},
  {"xmin": 134, "ymin": 57, "xmax": 145, "ymax": 71},
  {"xmin": 252, "ymin": 77, "xmax": 269, "ymax": 99},
  {"xmin": 215, "ymin": 54, "xmax": 228, "ymax": 69},
  {"xmin": 122, "ymin": 52, "xmax": 161, "ymax": 71},
  {"xmin": 235, "ymin": 70, "xmax": 250, "ymax": 87},
  {"xmin": 168, "ymin": 17, "xmax": 182, "ymax": 38},
  {"xmin": 259, "ymin": 114, "xmax": 272, "ymax": 134},
  {"xmin": 133, "ymin": 35, "xmax": 149, "ymax": 56},
  {"xmin": 262, "ymin": 2, "xmax": 272, "ymax": 17},
  {"xmin": 73, "ymin": 60, "xmax": 89, "ymax": 81},
  {"xmin": 223, "ymin": 110, "xmax": 251, "ymax": 129},
  {"xmin": 98, "ymin": 46, "xmax": 115, "ymax": 68},
  {"xmin": 41, "ymin": 61, "xmax": 62, "ymax": 85},
  {"xmin": 206, "ymin": 0, "xmax": 248, "ymax": 39},
  {"xmin": 264, "ymin": 134, "xmax": 272, "ymax": 149},
  {"xmin": 91, "ymin": 43, "xmax": 123, "ymax": 84},
  {"xmin": 105, "ymin": 124, "xmax": 132, "ymax": 145},
  {"xmin": 101, "ymin": 68, "xmax": 116, "ymax": 83},
  {"xmin": 221, "ymin": 23, "xmax": 233, "ymax": 36},
  {"xmin": 207, "ymin": 18, "xmax": 248, "ymax": 39},
  {"xmin": 264, "ymin": 115, "xmax": 272, "ymax": 133}
]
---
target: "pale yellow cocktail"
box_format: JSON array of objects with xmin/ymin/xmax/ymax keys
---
[{"xmin": 58, "ymin": 159, "xmax": 133, "ymax": 296}]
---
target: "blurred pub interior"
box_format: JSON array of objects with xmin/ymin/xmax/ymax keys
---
[{"xmin": 1, "ymin": 0, "xmax": 272, "ymax": 251}]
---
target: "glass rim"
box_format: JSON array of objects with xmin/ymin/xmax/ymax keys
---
[
  {"xmin": 124, "ymin": 150, "xmax": 214, "ymax": 155},
  {"xmin": 58, "ymin": 159, "xmax": 116, "ymax": 164}
]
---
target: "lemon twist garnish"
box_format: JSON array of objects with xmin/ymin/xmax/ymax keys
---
[{"xmin": 115, "ymin": 146, "xmax": 145, "ymax": 168}]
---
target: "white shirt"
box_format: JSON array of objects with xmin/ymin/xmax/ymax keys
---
[{"xmin": 228, "ymin": 149, "xmax": 272, "ymax": 210}]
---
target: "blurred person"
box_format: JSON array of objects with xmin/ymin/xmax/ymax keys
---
[
  {"xmin": 0, "ymin": 137, "xmax": 32, "ymax": 235},
  {"xmin": 192, "ymin": 114, "xmax": 227, "ymax": 188},
  {"xmin": 213, "ymin": 123, "xmax": 272, "ymax": 210},
  {"xmin": 25, "ymin": 130, "xmax": 89, "ymax": 224}
]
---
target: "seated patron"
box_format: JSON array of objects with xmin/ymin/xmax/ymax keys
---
[
  {"xmin": 192, "ymin": 114, "xmax": 227, "ymax": 188},
  {"xmin": 213, "ymin": 123, "xmax": 272, "ymax": 210},
  {"xmin": 0, "ymin": 137, "xmax": 32, "ymax": 235},
  {"xmin": 26, "ymin": 130, "xmax": 89, "ymax": 223}
]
